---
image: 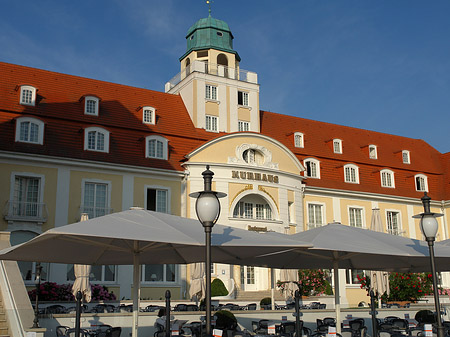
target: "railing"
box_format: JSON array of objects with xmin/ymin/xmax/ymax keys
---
[
  {"xmin": 79, "ymin": 206, "xmax": 113, "ymax": 219},
  {"xmin": 165, "ymin": 60, "xmax": 258, "ymax": 92},
  {"xmin": 3, "ymin": 201, "xmax": 48, "ymax": 222}
]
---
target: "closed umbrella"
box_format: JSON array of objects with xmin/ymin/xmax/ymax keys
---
[
  {"xmin": 369, "ymin": 208, "xmax": 389, "ymax": 304},
  {"xmin": 279, "ymin": 269, "xmax": 299, "ymax": 300},
  {"xmin": 71, "ymin": 213, "xmax": 92, "ymax": 303},
  {"xmin": 189, "ymin": 262, "xmax": 205, "ymax": 301}
]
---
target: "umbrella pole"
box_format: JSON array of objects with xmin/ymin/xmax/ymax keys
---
[
  {"xmin": 132, "ymin": 243, "xmax": 141, "ymax": 337},
  {"xmin": 271, "ymin": 269, "xmax": 275, "ymax": 310},
  {"xmin": 75, "ymin": 291, "xmax": 82, "ymax": 337},
  {"xmin": 370, "ymin": 290, "xmax": 378, "ymax": 337},
  {"xmin": 333, "ymin": 258, "xmax": 341, "ymax": 334}
]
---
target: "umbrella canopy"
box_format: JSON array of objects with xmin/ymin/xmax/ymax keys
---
[
  {"xmin": 369, "ymin": 208, "xmax": 389, "ymax": 299},
  {"xmin": 0, "ymin": 209, "xmax": 312, "ymax": 337},
  {"xmin": 233, "ymin": 222, "xmax": 450, "ymax": 333},
  {"xmin": 279, "ymin": 269, "xmax": 299, "ymax": 300},
  {"xmin": 189, "ymin": 262, "xmax": 205, "ymax": 301}
]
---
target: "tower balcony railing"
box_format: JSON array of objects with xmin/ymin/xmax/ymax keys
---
[
  {"xmin": 165, "ymin": 60, "xmax": 258, "ymax": 92},
  {"xmin": 3, "ymin": 200, "xmax": 48, "ymax": 223}
]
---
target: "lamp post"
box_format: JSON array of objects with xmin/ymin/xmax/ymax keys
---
[
  {"xmin": 413, "ymin": 192, "xmax": 444, "ymax": 337},
  {"xmin": 190, "ymin": 166, "xmax": 226, "ymax": 337},
  {"xmin": 32, "ymin": 262, "xmax": 42, "ymax": 328}
]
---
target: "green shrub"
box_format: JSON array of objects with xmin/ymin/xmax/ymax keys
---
[
  {"xmin": 214, "ymin": 310, "xmax": 237, "ymax": 330},
  {"xmin": 260, "ymin": 297, "xmax": 271, "ymax": 305},
  {"xmin": 211, "ymin": 278, "xmax": 228, "ymax": 297}
]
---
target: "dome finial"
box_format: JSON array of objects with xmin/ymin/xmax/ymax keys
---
[{"xmin": 206, "ymin": 0, "xmax": 213, "ymax": 16}]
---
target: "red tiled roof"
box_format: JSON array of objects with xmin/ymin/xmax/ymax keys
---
[
  {"xmin": 260, "ymin": 110, "xmax": 448, "ymax": 200},
  {"xmin": 1, "ymin": 61, "xmax": 448, "ymax": 201},
  {"xmin": 0, "ymin": 62, "xmax": 206, "ymax": 171}
]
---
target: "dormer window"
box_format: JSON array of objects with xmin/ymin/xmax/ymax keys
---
[
  {"xmin": 415, "ymin": 174, "xmax": 428, "ymax": 192},
  {"xmin": 369, "ymin": 145, "xmax": 377, "ymax": 159},
  {"xmin": 143, "ymin": 106, "xmax": 156, "ymax": 124},
  {"xmin": 84, "ymin": 127, "xmax": 109, "ymax": 153},
  {"xmin": 304, "ymin": 158, "xmax": 320, "ymax": 179},
  {"xmin": 333, "ymin": 139, "xmax": 342, "ymax": 154},
  {"xmin": 15, "ymin": 117, "xmax": 44, "ymax": 144},
  {"xmin": 344, "ymin": 164, "xmax": 359, "ymax": 184},
  {"xmin": 294, "ymin": 132, "xmax": 304, "ymax": 148},
  {"xmin": 20, "ymin": 86, "xmax": 36, "ymax": 106},
  {"xmin": 84, "ymin": 96, "xmax": 99, "ymax": 116},
  {"xmin": 381, "ymin": 169, "xmax": 395, "ymax": 188},
  {"xmin": 402, "ymin": 150, "xmax": 410, "ymax": 164},
  {"xmin": 146, "ymin": 135, "xmax": 168, "ymax": 160}
]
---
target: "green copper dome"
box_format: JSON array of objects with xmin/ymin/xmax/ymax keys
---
[{"xmin": 180, "ymin": 15, "xmax": 241, "ymax": 61}]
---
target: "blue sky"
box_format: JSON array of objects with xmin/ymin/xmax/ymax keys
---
[{"xmin": 1, "ymin": 1, "xmax": 449, "ymax": 153}]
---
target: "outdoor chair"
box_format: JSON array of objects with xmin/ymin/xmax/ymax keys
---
[
  {"xmin": 105, "ymin": 327, "xmax": 121, "ymax": 337},
  {"xmin": 56, "ymin": 325, "xmax": 69, "ymax": 337},
  {"xmin": 246, "ymin": 303, "xmax": 257, "ymax": 310},
  {"xmin": 91, "ymin": 304, "xmax": 116, "ymax": 313},
  {"xmin": 154, "ymin": 323, "xmax": 165, "ymax": 337},
  {"xmin": 185, "ymin": 304, "xmax": 199, "ymax": 311},
  {"xmin": 279, "ymin": 321, "xmax": 312, "ymax": 337},
  {"xmin": 187, "ymin": 322, "xmax": 202, "ymax": 337},
  {"xmin": 316, "ymin": 318, "xmax": 336, "ymax": 334},
  {"xmin": 95, "ymin": 325, "xmax": 113, "ymax": 337},
  {"xmin": 44, "ymin": 304, "xmax": 67, "ymax": 314},
  {"xmin": 66, "ymin": 328, "xmax": 90, "ymax": 337},
  {"xmin": 341, "ymin": 318, "xmax": 367, "ymax": 337}
]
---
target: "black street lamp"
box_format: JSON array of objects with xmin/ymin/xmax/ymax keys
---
[
  {"xmin": 413, "ymin": 192, "xmax": 444, "ymax": 337},
  {"xmin": 32, "ymin": 262, "xmax": 42, "ymax": 328},
  {"xmin": 190, "ymin": 166, "xmax": 226, "ymax": 337}
]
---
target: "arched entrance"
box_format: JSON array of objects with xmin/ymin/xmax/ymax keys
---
[{"xmin": 217, "ymin": 53, "xmax": 229, "ymax": 78}]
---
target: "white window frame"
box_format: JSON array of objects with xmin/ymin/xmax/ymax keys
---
[
  {"xmin": 304, "ymin": 158, "xmax": 320, "ymax": 179},
  {"xmin": 20, "ymin": 85, "xmax": 37, "ymax": 106},
  {"xmin": 294, "ymin": 132, "xmax": 304, "ymax": 148},
  {"xmin": 415, "ymin": 174, "xmax": 428, "ymax": 192},
  {"xmin": 238, "ymin": 91, "xmax": 249, "ymax": 106},
  {"xmin": 205, "ymin": 115, "xmax": 218, "ymax": 132},
  {"xmin": 307, "ymin": 202, "xmax": 325, "ymax": 229},
  {"xmin": 333, "ymin": 139, "xmax": 342, "ymax": 154},
  {"xmin": 402, "ymin": 150, "xmax": 410, "ymax": 164},
  {"xmin": 346, "ymin": 269, "xmax": 366, "ymax": 286},
  {"xmin": 145, "ymin": 135, "xmax": 168, "ymax": 160},
  {"xmin": 15, "ymin": 117, "xmax": 44, "ymax": 145},
  {"xmin": 84, "ymin": 96, "xmax": 99, "ymax": 116},
  {"xmin": 8, "ymin": 172, "xmax": 46, "ymax": 224},
  {"xmin": 143, "ymin": 106, "xmax": 156, "ymax": 124},
  {"xmin": 348, "ymin": 206, "xmax": 364, "ymax": 228},
  {"xmin": 81, "ymin": 179, "xmax": 112, "ymax": 219},
  {"xmin": 141, "ymin": 264, "xmax": 178, "ymax": 284},
  {"xmin": 386, "ymin": 209, "xmax": 402, "ymax": 236},
  {"xmin": 380, "ymin": 169, "xmax": 395, "ymax": 188},
  {"xmin": 369, "ymin": 145, "xmax": 377, "ymax": 159},
  {"xmin": 84, "ymin": 127, "xmax": 110, "ymax": 153},
  {"xmin": 344, "ymin": 164, "xmax": 359, "ymax": 184},
  {"xmin": 145, "ymin": 185, "xmax": 170, "ymax": 214},
  {"xmin": 67, "ymin": 264, "xmax": 116, "ymax": 283},
  {"xmin": 238, "ymin": 120, "xmax": 249, "ymax": 132},
  {"xmin": 205, "ymin": 84, "xmax": 218, "ymax": 101}
]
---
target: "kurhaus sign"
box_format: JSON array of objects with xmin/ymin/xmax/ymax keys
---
[{"xmin": 232, "ymin": 170, "xmax": 279, "ymax": 183}]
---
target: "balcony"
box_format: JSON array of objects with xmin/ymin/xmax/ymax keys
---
[
  {"xmin": 4, "ymin": 200, "xmax": 48, "ymax": 223},
  {"xmin": 165, "ymin": 60, "xmax": 258, "ymax": 92},
  {"xmin": 79, "ymin": 206, "xmax": 113, "ymax": 220}
]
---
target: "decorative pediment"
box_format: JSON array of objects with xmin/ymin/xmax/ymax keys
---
[{"xmin": 228, "ymin": 143, "xmax": 278, "ymax": 169}]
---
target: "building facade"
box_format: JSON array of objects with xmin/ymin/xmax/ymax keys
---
[{"xmin": 1, "ymin": 14, "xmax": 449, "ymax": 306}]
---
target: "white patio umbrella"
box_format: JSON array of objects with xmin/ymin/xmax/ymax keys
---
[
  {"xmin": 0, "ymin": 209, "xmax": 312, "ymax": 337},
  {"xmin": 279, "ymin": 269, "xmax": 299, "ymax": 300},
  {"xmin": 369, "ymin": 208, "xmax": 389, "ymax": 306},
  {"xmin": 189, "ymin": 262, "xmax": 205, "ymax": 301},
  {"xmin": 225, "ymin": 222, "xmax": 450, "ymax": 333},
  {"xmin": 71, "ymin": 213, "xmax": 92, "ymax": 303}
]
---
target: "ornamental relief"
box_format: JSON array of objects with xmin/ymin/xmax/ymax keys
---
[{"xmin": 227, "ymin": 143, "xmax": 278, "ymax": 169}]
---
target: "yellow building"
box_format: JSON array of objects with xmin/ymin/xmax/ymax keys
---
[{"xmin": 0, "ymin": 13, "xmax": 449, "ymax": 306}]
